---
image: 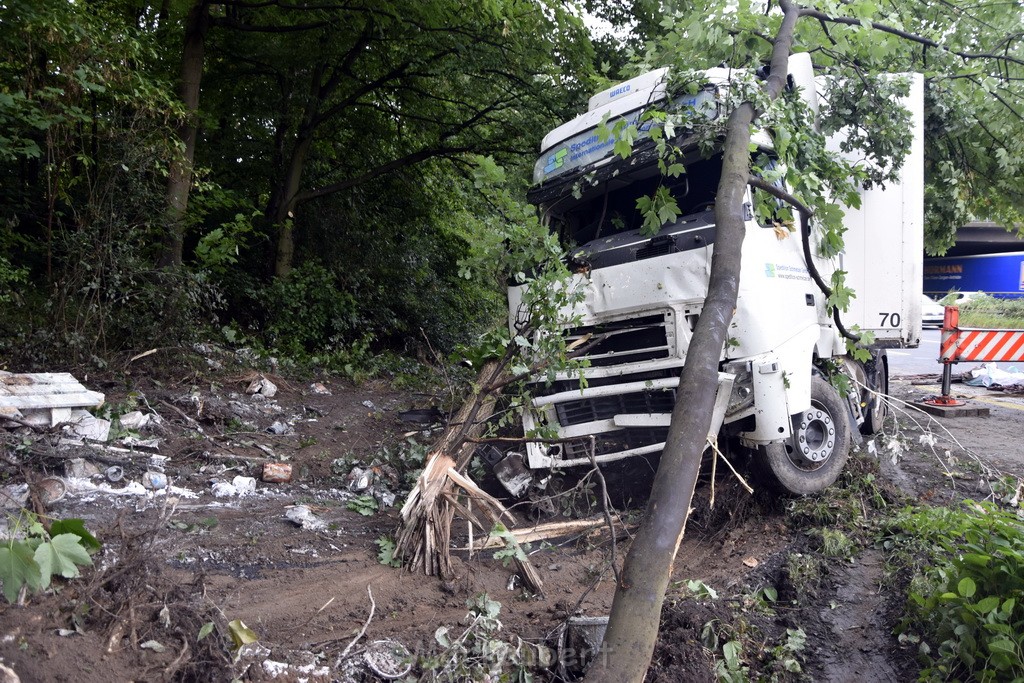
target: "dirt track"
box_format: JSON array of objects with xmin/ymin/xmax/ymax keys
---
[{"xmin": 0, "ymin": 363, "xmax": 1022, "ymax": 681}]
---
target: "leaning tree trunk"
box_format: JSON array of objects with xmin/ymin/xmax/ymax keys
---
[
  {"xmin": 583, "ymin": 2, "xmax": 801, "ymax": 680},
  {"xmin": 160, "ymin": 0, "xmax": 209, "ymax": 269}
]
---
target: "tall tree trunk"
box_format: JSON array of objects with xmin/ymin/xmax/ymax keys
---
[
  {"xmin": 160, "ymin": 0, "xmax": 209, "ymax": 268},
  {"xmin": 271, "ymin": 133, "xmax": 313, "ymax": 277},
  {"xmin": 583, "ymin": 2, "xmax": 800, "ymax": 680}
]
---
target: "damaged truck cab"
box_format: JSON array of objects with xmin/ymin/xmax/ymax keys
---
[{"xmin": 505, "ymin": 54, "xmax": 924, "ymax": 495}]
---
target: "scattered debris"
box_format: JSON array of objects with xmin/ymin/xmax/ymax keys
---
[
  {"xmin": 142, "ymin": 471, "xmax": 168, "ymax": 490},
  {"xmin": 261, "ymin": 659, "xmax": 330, "ymax": 681},
  {"xmin": 347, "ymin": 466, "xmax": 374, "ymax": 492},
  {"xmin": 66, "ymin": 458, "xmax": 101, "ymax": 480},
  {"xmin": 262, "ymin": 462, "xmax": 293, "ymax": 483},
  {"xmin": 562, "ymin": 616, "xmax": 609, "ymax": 673},
  {"xmin": 285, "ymin": 505, "xmax": 325, "ymax": 531},
  {"xmin": 118, "ymin": 411, "xmax": 151, "ymax": 430},
  {"xmin": 1, "ymin": 484, "xmax": 29, "ymax": 509},
  {"xmin": 64, "ymin": 409, "xmax": 111, "ymax": 442},
  {"xmin": 964, "ymin": 363, "xmax": 1024, "ymax": 389},
  {"xmin": 247, "ymin": 375, "xmax": 278, "ymax": 398},
  {"xmin": 361, "ymin": 400, "xmax": 378, "ymax": 411},
  {"xmin": 397, "ymin": 408, "xmax": 443, "ymax": 425},
  {"xmin": 362, "ymin": 640, "xmax": 412, "ymax": 679},
  {"xmin": 37, "ymin": 477, "xmax": 67, "ymax": 505},
  {"xmin": 0, "ymin": 371, "xmax": 104, "ymax": 428},
  {"xmin": 309, "ymin": 382, "xmax": 331, "ymax": 395},
  {"xmin": 212, "ymin": 476, "xmax": 257, "ymax": 498},
  {"xmin": 493, "ymin": 452, "xmax": 533, "ymax": 497},
  {"xmin": 267, "ymin": 420, "xmax": 293, "ymax": 435}
]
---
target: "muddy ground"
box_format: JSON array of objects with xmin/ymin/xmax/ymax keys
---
[{"xmin": 1, "ymin": 350, "xmax": 1022, "ymax": 682}]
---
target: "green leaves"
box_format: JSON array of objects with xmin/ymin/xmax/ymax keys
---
[
  {"xmin": 635, "ymin": 186, "xmax": 680, "ymax": 236},
  {"xmin": 0, "ymin": 515, "xmax": 97, "ymax": 603},
  {"xmin": 49, "ymin": 518, "xmax": 101, "ymax": 553},
  {"xmin": 490, "ymin": 522, "xmax": 529, "ymax": 567},
  {"xmin": 34, "ymin": 534, "xmax": 93, "ymax": 586},
  {"xmin": 375, "ymin": 535, "xmax": 402, "ymax": 568},
  {"xmin": 889, "ymin": 501, "xmax": 1024, "ymax": 680},
  {"xmin": 346, "ymin": 495, "xmax": 379, "ymax": 517},
  {"xmin": 0, "ymin": 542, "xmax": 42, "ymax": 603}
]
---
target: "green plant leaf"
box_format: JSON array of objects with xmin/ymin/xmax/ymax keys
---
[
  {"xmin": 0, "ymin": 541, "xmax": 42, "ymax": 602},
  {"xmin": 197, "ymin": 622, "xmax": 215, "ymax": 642},
  {"xmin": 958, "ymin": 577, "xmax": 977, "ymax": 598},
  {"xmin": 49, "ymin": 519, "xmax": 101, "ymax": 553},
  {"xmin": 987, "ymin": 638, "xmax": 1017, "ymax": 654},
  {"xmin": 34, "ymin": 533, "xmax": 93, "ymax": 586},
  {"xmin": 375, "ymin": 536, "xmax": 401, "ymax": 568},
  {"xmin": 974, "ymin": 596, "xmax": 1000, "ymax": 614}
]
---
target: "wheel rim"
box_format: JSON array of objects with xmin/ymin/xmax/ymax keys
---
[{"xmin": 789, "ymin": 400, "xmax": 836, "ymax": 469}]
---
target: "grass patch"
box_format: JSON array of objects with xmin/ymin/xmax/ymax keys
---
[{"xmin": 943, "ymin": 293, "xmax": 1024, "ymax": 329}]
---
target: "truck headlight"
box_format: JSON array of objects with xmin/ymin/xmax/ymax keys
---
[{"xmin": 724, "ymin": 360, "xmax": 754, "ymax": 416}]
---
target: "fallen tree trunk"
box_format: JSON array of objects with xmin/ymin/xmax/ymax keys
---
[{"xmin": 393, "ymin": 358, "xmax": 544, "ymax": 592}]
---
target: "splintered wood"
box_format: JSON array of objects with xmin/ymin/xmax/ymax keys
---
[{"xmin": 393, "ymin": 360, "xmax": 544, "ymax": 593}]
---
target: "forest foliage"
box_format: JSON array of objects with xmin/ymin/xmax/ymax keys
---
[{"xmin": 0, "ymin": 0, "xmax": 1022, "ymax": 371}]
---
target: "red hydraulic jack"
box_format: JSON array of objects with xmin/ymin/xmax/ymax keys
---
[{"xmin": 924, "ymin": 305, "xmax": 965, "ymax": 407}]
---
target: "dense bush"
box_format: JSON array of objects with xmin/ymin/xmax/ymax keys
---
[{"xmin": 885, "ymin": 502, "xmax": 1024, "ymax": 681}]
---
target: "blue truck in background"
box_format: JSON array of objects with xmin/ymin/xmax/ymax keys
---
[{"xmin": 923, "ymin": 251, "xmax": 1024, "ymax": 299}]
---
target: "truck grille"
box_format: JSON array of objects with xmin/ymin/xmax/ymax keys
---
[
  {"xmin": 563, "ymin": 427, "xmax": 668, "ymax": 459},
  {"xmin": 636, "ymin": 236, "xmax": 678, "ymax": 260},
  {"xmin": 555, "ymin": 389, "xmax": 676, "ymax": 427},
  {"xmin": 566, "ymin": 314, "xmax": 672, "ymax": 367}
]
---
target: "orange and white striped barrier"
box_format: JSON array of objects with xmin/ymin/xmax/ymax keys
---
[{"xmin": 929, "ymin": 305, "xmax": 1024, "ymax": 407}]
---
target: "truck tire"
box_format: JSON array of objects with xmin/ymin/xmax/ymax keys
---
[
  {"xmin": 860, "ymin": 353, "xmax": 888, "ymax": 436},
  {"xmin": 756, "ymin": 375, "xmax": 851, "ymax": 495}
]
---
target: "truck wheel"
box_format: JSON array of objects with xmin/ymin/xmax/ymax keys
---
[
  {"xmin": 756, "ymin": 375, "xmax": 851, "ymax": 495},
  {"xmin": 860, "ymin": 354, "xmax": 888, "ymax": 435}
]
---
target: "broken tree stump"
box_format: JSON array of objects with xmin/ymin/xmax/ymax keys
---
[{"xmin": 394, "ymin": 358, "xmax": 544, "ymax": 593}]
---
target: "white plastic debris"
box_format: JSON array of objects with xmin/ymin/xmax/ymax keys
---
[
  {"xmin": 362, "ymin": 400, "xmax": 378, "ymax": 411},
  {"xmin": 1, "ymin": 484, "xmax": 29, "ymax": 509},
  {"xmin": 285, "ymin": 505, "xmax": 325, "ymax": 531},
  {"xmin": 211, "ymin": 481, "xmax": 238, "ymax": 498},
  {"xmin": 121, "ymin": 436, "xmax": 161, "ymax": 450},
  {"xmin": 347, "ymin": 467, "xmax": 373, "ymax": 492},
  {"xmin": 66, "ymin": 458, "xmax": 101, "ymax": 479},
  {"xmin": 267, "ymin": 421, "xmax": 292, "ymax": 435},
  {"xmin": 118, "ymin": 411, "xmax": 151, "ymax": 430},
  {"xmin": 247, "ymin": 376, "xmax": 278, "ymax": 398},
  {"xmin": 211, "ymin": 475, "xmax": 256, "ymax": 498},
  {"xmin": 261, "ymin": 659, "xmax": 330, "ymax": 680},
  {"xmin": 964, "ymin": 363, "xmax": 1024, "ymax": 388},
  {"xmin": 233, "ymin": 475, "xmax": 257, "ymax": 496},
  {"xmin": 309, "ymin": 382, "xmax": 331, "ymax": 395},
  {"xmin": 142, "ymin": 471, "xmax": 167, "ymax": 490},
  {"xmin": 65, "ymin": 409, "xmax": 111, "ymax": 442}
]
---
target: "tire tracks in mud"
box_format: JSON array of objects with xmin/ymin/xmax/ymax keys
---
[{"xmin": 809, "ymin": 549, "xmax": 902, "ymax": 683}]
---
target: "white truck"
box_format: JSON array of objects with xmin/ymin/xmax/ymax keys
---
[{"xmin": 502, "ymin": 54, "xmax": 924, "ymax": 495}]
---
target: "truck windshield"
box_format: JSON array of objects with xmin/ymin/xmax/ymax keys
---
[{"xmin": 551, "ymin": 154, "xmax": 723, "ymax": 250}]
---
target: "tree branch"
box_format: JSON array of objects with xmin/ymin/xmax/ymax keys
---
[
  {"xmin": 747, "ymin": 175, "xmax": 814, "ymax": 215},
  {"xmin": 800, "ymin": 6, "xmax": 1024, "ymax": 68}
]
